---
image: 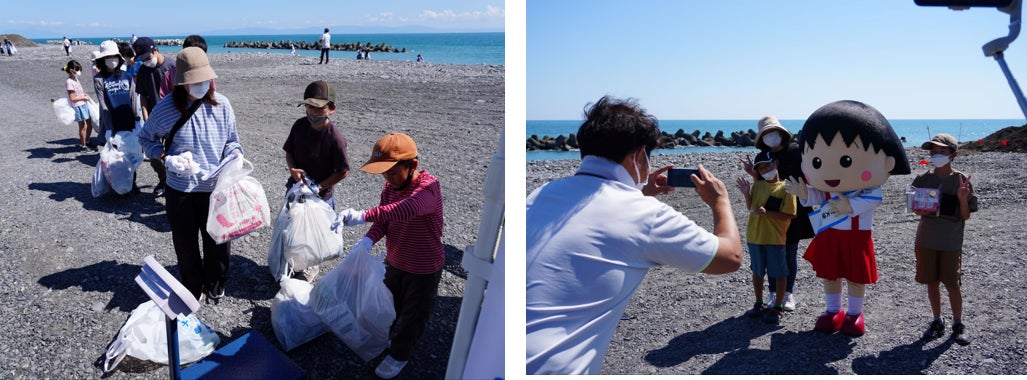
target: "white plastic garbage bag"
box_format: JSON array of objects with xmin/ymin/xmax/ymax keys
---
[
  {"xmin": 267, "ymin": 182, "xmax": 344, "ymax": 281},
  {"xmin": 206, "ymin": 153, "xmax": 270, "ymax": 244},
  {"xmin": 87, "ymin": 99, "xmax": 100, "ymax": 127},
  {"xmin": 271, "ymin": 278, "xmax": 330, "ymax": 351},
  {"xmin": 52, "ymin": 97, "xmax": 75, "ymax": 126},
  {"xmin": 309, "ymin": 247, "xmax": 395, "ymax": 362},
  {"xmin": 91, "ymin": 156, "xmax": 111, "ymax": 198},
  {"xmin": 102, "ymin": 300, "xmax": 220, "ymax": 372},
  {"xmin": 99, "ymin": 131, "xmax": 145, "ymax": 195}
]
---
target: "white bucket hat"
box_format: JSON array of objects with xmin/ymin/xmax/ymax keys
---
[{"xmin": 97, "ymin": 40, "xmax": 122, "ymax": 60}]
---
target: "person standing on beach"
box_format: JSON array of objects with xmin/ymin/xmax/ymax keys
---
[
  {"xmin": 525, "ymin": 96, "xmax": 743, "ymax": 375},
  {"xmin": 912, "ymin": 133, "xmax": 977, "ymax": 346},
  {"xmin": 282, "ymin": 80, "xmax": 350, "ymax": 281},
  {"xmin": 162, "ymin": 35, "xmax": 215, "ymax": 97},
  {"xmin": 63, "ymin": 36, "xmax": 71, "ymax": 56},
  {"xmin": 319, "ymin": 28, "xmax": 331, "ymax": 64},
  {"xmin": 736, "ymin": 150, "xmax": 797, "ymax": 325},
  {"xmin": 741, "ymin": 116, "xmax": 815, "ymax": 311},
  {"xmin": 334, "ymin": 133, "xmax": 444, "ymax": 379},
  {"xmin": 138, "ymin": 47, "xmax": 243, "ymax": 301},
  {"xmin": 62, "ymin": 60, "xmax": 95, "ymax": 151},
  {"xmin": 133, "ymin": 36, "xmax": 176, "ymax": 197}
]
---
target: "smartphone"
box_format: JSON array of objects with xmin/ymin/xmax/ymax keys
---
[{"xmin": 666, "ymin": 168, "xmax": 699, "ymax": 187}]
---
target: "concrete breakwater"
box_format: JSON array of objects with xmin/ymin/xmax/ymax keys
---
[
  {"xmin": 223, "ymin": 40, "xmax": 405, "ymax": 53},
  {"xmin": 527, "ymin": 129, "xmax": 759, "ymax": 151}
]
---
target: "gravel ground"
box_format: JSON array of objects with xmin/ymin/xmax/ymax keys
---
[
  {"xmin": 527, "ymin": 148, "xmax": 1027, "ymax": 375},
  {"xmin": 0, "ymin": 45, "xmax": 503, "ymax": 379}
]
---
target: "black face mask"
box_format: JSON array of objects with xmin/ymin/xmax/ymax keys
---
[
  {"xmin": 392, "ymin": 169, "xmax": 415, "ymax": 191},
  {"xmin": 306, "ymin": 114, "xmax": 328, "ymax": 127}
]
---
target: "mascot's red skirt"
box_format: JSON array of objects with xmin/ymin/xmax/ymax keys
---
[{"xmin": 803, "ymin": 228, "xmax": 878, "ymax": 284}]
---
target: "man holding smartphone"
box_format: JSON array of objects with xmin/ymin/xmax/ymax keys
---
[{"xmin": 526, "ymin": 96, "xmax": 743, "ymax": 375}]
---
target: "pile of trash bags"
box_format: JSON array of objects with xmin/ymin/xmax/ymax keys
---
[{"xmin": 268, "ymin": 181, "xmax": 395, "ymax": 360}]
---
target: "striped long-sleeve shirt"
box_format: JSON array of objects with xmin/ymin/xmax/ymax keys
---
[
  {"xmin": 138, "ymin": 93, "xmax": 242, "ymax": 193},
  {"xmin": 364, "ymin": 171, "xmax": 445, "ymax": 274}
]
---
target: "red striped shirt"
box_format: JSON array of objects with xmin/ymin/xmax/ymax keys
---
[{"xmin": 364, "ymin": 171, "xmax": 445, "ymax": 274}]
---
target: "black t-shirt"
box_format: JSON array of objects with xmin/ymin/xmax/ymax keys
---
[
  {"xmin": 136, "ymin": 59, "xmax": 175, "ymax": 113},
  {"xmin": 282, "ymin": 117, "xmax": 350, "ymax": 198}
]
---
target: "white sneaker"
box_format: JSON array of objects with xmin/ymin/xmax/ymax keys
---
[
  {"xmin": 783, "ymin": 292, "xmax": 796, "ymax": 311},
  {"xmin": 375, "ymin": 355, "xmax": 407, "ymax": 379}
]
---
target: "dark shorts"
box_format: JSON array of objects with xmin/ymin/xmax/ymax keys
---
[{"xmin": 915, "ymin": 246, "xmax": 962, "ymax": 288}]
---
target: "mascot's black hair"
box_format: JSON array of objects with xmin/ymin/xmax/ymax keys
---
[{"xmin": 797, "ymin": 100, "xmax": 911, "ymax": 175}]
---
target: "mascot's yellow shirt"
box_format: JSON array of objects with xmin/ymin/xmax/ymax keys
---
[{"xmin": 746, "ymin": 180, "xmax": 797, "ymax": 245}]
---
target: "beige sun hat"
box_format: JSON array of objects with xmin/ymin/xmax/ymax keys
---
[
  {"xmin": 754, "ymin": 115, "xmax": 793, "ymax": 150},
  {"xmin": 175, "ymin": 47, "xmax": 218, "ymax": 86}
]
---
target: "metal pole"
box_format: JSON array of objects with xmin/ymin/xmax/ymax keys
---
[
  {"xmin": 166, "ymin": 316, "xmax": 181, "ymax": 380},
  {"xmin": 993, "ymin": 51, "xmax": 1027, "ymax": 119}
]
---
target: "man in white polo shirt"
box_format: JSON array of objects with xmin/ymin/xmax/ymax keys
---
[{"xmin": 525, "ymin": 96, "xmax": 743, "ymax": 375}]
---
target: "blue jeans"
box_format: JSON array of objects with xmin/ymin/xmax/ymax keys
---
[
  {"xmin": 748, "ymin": 243, "xmax": 788, "ymax": 278},
  {"xmin": 768, "ymin": 242, "xmax": 799, "ymax": 293}
]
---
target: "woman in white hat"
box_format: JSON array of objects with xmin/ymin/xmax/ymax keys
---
[
  {"xmin": 92, "ymin": 40, "xmax": 140, "ymax": 150},
  {"xmin": 138, "ymin": 47, "xmax": 243, "ymax": 301}
]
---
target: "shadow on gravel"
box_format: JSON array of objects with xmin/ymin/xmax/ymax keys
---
[
  {"xmin": 850, "ymin": 337, "xmax": 954, "ymax": 374},
  {"xmin": 24, "ymin": 138, "xmax": 84, "ymax": 162},
  {"xmin": 646, "ymin": 317, "xmax": 860, "ymax": 375},
  {"xmin": 444, "ymin": 244, "xmax": 467, "ymax": 279},
  {"xmin": 38, "ymin": 260, "xmax": 151, "ymax": 312},
  {"xmin": 28, "ymin": 181, "xmax": 170, "ymax": 233}
]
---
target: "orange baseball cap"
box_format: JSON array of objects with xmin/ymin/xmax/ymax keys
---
[{"xmin": 361, "ymin": 133, "xmax": 419, "ymax": 174}]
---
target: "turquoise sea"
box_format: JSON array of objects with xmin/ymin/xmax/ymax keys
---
[
  {"xmin": 526, "ymin": 119, "xmax": 1026, "ymax": 161},
  {"xmin": 35, "ymin": 32, "xmax": 504, "ymax": 66}
]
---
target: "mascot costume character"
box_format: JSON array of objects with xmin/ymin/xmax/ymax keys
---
[{"xmin": 785, "ymin": 100, "xmax": 910, "ymax": 336}]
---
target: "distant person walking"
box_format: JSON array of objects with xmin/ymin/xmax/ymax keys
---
[
  {"xmin": 416, "ymin": 54, "xmax": 423, "ymax": 62},
  {"xmin": 4, "ymin": 37, "xmax": 12, "ymax": 56},
  {"xmin": 319, "ymin": 28, "xmax": 331, "ymax": 64},
  {"xmin": 63, "ymin": 36, "xmax": 71, "ymax": 56}
]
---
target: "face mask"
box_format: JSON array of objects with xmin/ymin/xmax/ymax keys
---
[
  {"xmin": 633, "ymin": 149, "xmax": 650, "ymax": 190},
  {"xmin": 762, "ymin": 132, "xmax": 782, "ymax": 148},
  {"xmin": 306, "ymin": 114, "xmax": 329, "ymax": 126},
  {"xmin": 142, "ymin": 56, "xmax": 158, "ymax": 68},
  {"xmin": 72, "ymin": 70, "xmax": 81, "ymax": 77},
  {"xmin": 761, "ymin": 168, "xmax": 779, "ymax": 181},
  {"xmin": 187, "ymin": 81, "xmax": 211, "ymax": 99},
  {"xmin": 930, "ymin": 154, "xmax": 950, "ymax": 168},
  {"xmin": 104, "ymin": 58, "xmax": 119, "ymax": 70}
]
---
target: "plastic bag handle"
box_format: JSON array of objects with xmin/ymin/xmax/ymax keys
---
[{"xmin": 102, "ymin": 336, "xmax": 128, "ymax": 372}]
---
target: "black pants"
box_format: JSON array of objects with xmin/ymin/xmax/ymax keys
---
[
  {"xmin": 383, "ymin": 264, "xmax": 442, "ymax": 361},
  {"xmin": 319, "ymin": 48, "xmax": 330, "ymax": 63},
  {"xmin": 165, "ymin": 187, "xmax": 231, "ymax": 299}
]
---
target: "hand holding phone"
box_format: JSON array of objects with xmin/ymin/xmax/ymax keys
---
[{"xmin": 666, "ymin": 168, "xmax": 699, "ymax": 187}]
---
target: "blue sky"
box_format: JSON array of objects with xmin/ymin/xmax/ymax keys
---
[
  {"xmin": 527, "ymin": 0, "xmax": 1027, "ymax": 120},
  {"xmin": 5, "ymin": 1, "xmax": 505, "ymax": 37}
]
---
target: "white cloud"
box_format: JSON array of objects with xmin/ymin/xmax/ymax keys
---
[
  {"xmin": 368, "ymin": 12, "xmax": 396, "ymax": 23},
  {"xmin": 419, "ymin": 5, "xmax": 505, "ymax": 21},
  {"xmin": 76, "ymin": 22, "xmax": 113, "ymax": 28},
  {"xmin": 8, "ymin": 20, "xmax": 65, "ymax": 26}
]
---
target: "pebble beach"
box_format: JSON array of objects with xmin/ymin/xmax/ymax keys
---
[
  {"xmin": 527, "ymin": 147, "xmax": 1027, "ymax": 375},
  {"xmin": 0, "ymin": 44, "xmax": 503, "ymax": 379}
]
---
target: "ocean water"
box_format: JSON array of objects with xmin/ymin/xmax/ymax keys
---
[
  {"xmin": 37, "ymin": 32, "xmax": 504, "ymax": 66},
  {"xmin": 526, "ymin": 119, "xmax": 1025, "ymax": 161}
]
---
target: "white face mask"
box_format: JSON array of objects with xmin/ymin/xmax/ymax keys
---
[
  {"xmin": 104, "ymin": 58, "xmax": 119, "ymax": 70},
  {"xmin": 633, "ymin": 149, "xmax": 651, "ymax": 190},
  {"xmin": 142, "ymin": 56, "xmax": 158, "ymax": 68},
  {"xmin": 762, "ymin": 132, "xmax": 782, "ymax": 148},
  {"xmin": 72, "ymin": 70, "xmax": 81, "ymax": 77},
  {"xmin": 187, "ymin": 81, "xmax": 211, "ymax": 99},
  {"xmin": 930, "ymin": 154, "xmax": 951, "ymax": 168},
  {"xmin": 761, "ymin": 168, "xmax": 779, "ymax": 181}
]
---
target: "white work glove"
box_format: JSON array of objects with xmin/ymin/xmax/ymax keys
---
[
  {"xmin": 784, "ymin": 176, "xmax": 809, "ymax": 200},
  {"xmin": 165, "ymin": 151, "xmax": 202, "ymax": 177},
  {"xmin": 330, "ymin": 208, "xmax": 365, "ymax": 232},
  {"xmin": 341, "ymin": 208, "xmax": 366, "ymax": 226},
  {"xmin": 349, "ymin": 237, "xmax": 376, "ymax": 257}
]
